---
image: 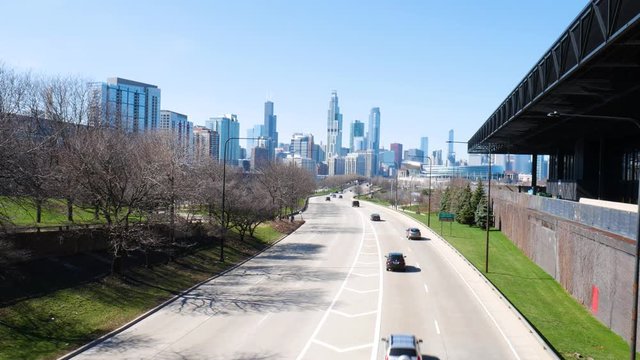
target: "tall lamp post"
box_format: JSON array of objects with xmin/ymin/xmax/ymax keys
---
[
  {"xmin": 220, "ymin": 136, "xmax": 269, "ymax": 262},
  {"xmin": 447, "ymin": 140, "xmax": 492, "ymax": 272},
  {"xmin": 548, "ymin": 111, "xmax": 640, "ymax": 359},
  {"xmin": 425, "ymin": 156, "xmax": 433, "ymax": 227}
]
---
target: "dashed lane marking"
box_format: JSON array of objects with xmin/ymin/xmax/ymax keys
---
[
  {"xmin": 330, "ymin": 309, "xmax": 378, "ymax": 318},
  {"xmin": 312, "ymin": 340, "xmax": 373, "ymax": 353}
]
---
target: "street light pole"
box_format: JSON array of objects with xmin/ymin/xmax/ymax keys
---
[
  {"xmin": 425, "ymin": 156, "xmax": 433, "ymax": 227},
  {"xmin": 548, "ymin": 111, "xmax": 640, "ymax": 359},
  {"xmin": 220, "ymin": 136, "xmax": 269, "ymax": 262}
]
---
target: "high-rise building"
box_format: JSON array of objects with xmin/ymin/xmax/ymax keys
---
[
  {"xmin": 290, "ymin": 133, "xmax": 314, "ymax": 159},
  {"xmin": 246, "ymin": 124, "xmax": 265, "ymax": 158},
  {"xmin": 350, "ymin": 120, "xmax": 365, "ymax": 152},
  {"xmin": 447, "ymin": 129, "xmax": 456, "ymax": 165},
  {"xmin": 390, "ymin": 143, "xmax": 403, "ymax": 168},
  {"xmin": 345, "ymin": 152, "xmax": 366, "ymax": 176},
  {"xmin": 367, "ymin": 108, "xmax": 381, "ymax": 175},
  {"xmin": 160, "ymin": 110, "xmax": 193, "ymax": 153},
  {"xmin": 264, "ymin": 101, "xmax": 278, "ymax": 160},
  {"xmin": 251, "ymin": 146, "xmax": 269, "ymax": 170},
  {"xmin": 193, "ymin": 125, "xmax": 219, "ymax": 161},
  {"xmin": 326, "ymin": 91, "xmax": 343, "ymax": 159},
  {"xmin": 420, "ymin": 137, "xmax": 429, "ymax": 163},
  {"xmin": 94, "ymin": 77, "xmax": 161, "ymax": 132},
  {"xmin": 432, "ymin": 150, "xmax": 443, "ymax": 165},
  {"xmin": 312, "ymin": 143, "xmax": 324, "ymax": 163},
  {"xmin": 404, "ymin": 148, "xmax": 424, "ymax": 162},
  {"xmin": 207, "ymin": 114, "xmax": 240, "ymax": 165}
]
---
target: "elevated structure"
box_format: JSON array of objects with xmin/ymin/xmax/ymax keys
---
[{"xmin": 468, "ymin": 1, "xmax": 640, "ymax": 202}]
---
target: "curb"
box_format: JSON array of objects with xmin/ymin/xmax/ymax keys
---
[{"xmin": 58, "ymin": 222, "xmax": 301, "ymax": 360}]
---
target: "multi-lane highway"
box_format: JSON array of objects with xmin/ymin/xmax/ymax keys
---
[{"xmin": 68, "ymin": 190, "xmax": 555, "ymax": 360}]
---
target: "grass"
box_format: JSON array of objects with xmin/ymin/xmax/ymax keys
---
[
  {"xmin": 403, "ymin": 211, "xmax": 632, "ymax": 359},
  {"xmin": 0, "ymin": 222, "xmax": 288, "ymax": 360},
  {"xmin": 0, "ymin": 197, "xmax": 99, "ymax": 227}
]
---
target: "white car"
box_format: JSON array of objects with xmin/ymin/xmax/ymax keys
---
[{"xmin": 381, "ymin": 333, "xmax": 423, "ymax": 360}]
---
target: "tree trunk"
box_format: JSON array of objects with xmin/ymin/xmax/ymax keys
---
[
  {"xmin": 36, "ymin": 199, "xmax": 42, "ymax": 223},
  {"xmin": 67, "ymin": 198, "xmax": 73, "ymax": 222}
]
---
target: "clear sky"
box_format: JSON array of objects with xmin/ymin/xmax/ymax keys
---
[{"xmin": 1, "ymin": 0, "xmax": 587, "ymax": 159}]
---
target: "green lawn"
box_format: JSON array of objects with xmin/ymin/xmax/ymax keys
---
[
  {"xmin": 404, "ymin": 211, "xmax": 631, "ymax": 359},
  {"xmin": 0, "ymin": 223, "xmax": 286, "ymax": 360},
  {"xmin": 0, "ymin": 197, "xmax": 99, "ymax": 227}
]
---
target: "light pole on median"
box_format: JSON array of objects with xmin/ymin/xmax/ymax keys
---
[
  {"xmin": 426, "ymin": 156, "xmax": 433, "ymax": 227},
  {"xmin": 548, "ymin": 111, "xmax": 640, "ymax": 359},
  {"xmin": 220, "ymin": 136, "xmax": 270, "ymax": 262}
]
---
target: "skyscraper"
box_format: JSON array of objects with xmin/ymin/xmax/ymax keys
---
[
  {"xmin": 367, "ymin": 107, "xmax": 381, "ymax": 175},
  {"xmin": 264, "ymin": 101, "xmax": 278, "ymax": 160},
  {"xmin": 350, "ymin": 120, "xmax": 365, "ymax": 152},
  {"xmin": 159, "ymin": 110, "xmax": 193, "ymax": 154},
  {"xmin": 390, "ymin": 143, "xmax": 403, "ymax": 168},
  {"xmin": 290, "ymin": 133, "xmax": 314, "ymax": 159},
  {"xmin": 326, "ymin": 91, "xmax": 343, "ymax": 159},
  {"xmin": 447, "ymin": 129, "xmax": 456, "ymax": 165},
  {"xmin": 208, "ymin": 114, "xmax": 240, "ymax": 165},
  {"xmin": 94, "ymin": 77, "xmax": 161, "ymax": 132},
  {"xmin": 246, "ymin": 124, "xmax": 265, "ymax": 158},
  {"xmin": 420, "ymin": 137, "xmax": 429, "ymax": 163}
]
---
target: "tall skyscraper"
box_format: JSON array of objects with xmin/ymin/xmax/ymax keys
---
[
  {"xmin": 94, "ymin": 77, "xmax": 161, "ymax": 132},
  {"xmin": 326, "ymin": 91, "xmax": 343, "ymax": 159},
  {"xmin": 160, "ymin": 110, "xmax": 193, "ymax": 154},
  {"xmin": 208, "ymin": 114, "xmax": 240, "ymax": 165},
  {"xmin": 350, "ymin": 120, "xmax": 365, "ymax": 152},
  {"xmin": 367, "ymin": 107, "xmax": 381, "ymax": 175},
  {"xmin": 390, "ymin": 143, "xmax": 403, "ymax": 168},
  {"xmin": 447, "ymin": 129, "xmax": 456, "ymax": 165},
  {"xmin": 264, "ymin": 101, "xmax": 278, "ymax": 160},
  {"xmin": 246, "ymin": 124, "xmax": 265, "ymax": 158},
  {"xmin": 290, "ymin": 133, "xmax": 314, "ymax": 159},
  {"xmin": 193, "ymin": 125, "xmax": 219, "ymax": 161},
  {"xmin": 420, "ymin": 137, "xmax": 429, "ymax": 163}
]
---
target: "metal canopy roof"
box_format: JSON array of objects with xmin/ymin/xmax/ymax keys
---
[{"xmin": 468, "ymin": 0, "xmax": 640, "ymax": 154}]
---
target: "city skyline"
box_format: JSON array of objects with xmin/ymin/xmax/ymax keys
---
[{"xmin": 0, "ymin": 0, "xmax": 588, "ymax": 158}]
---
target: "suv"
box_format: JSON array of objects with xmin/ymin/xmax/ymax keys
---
[
  {"xmin": 370, "ymin": 213, "xmax": 381, "ymax": 221},
  {"xmin": 385, "ymin": 252, "xmax": 406, "ymax": 271},
  {"xmin": 381, "ymin": 333, "xmax": 423, "ymax": 360},
  {"xmin": 325, "ymin": 196, "xmax": 331, "ymax": 201},
  {"xmin": 352, "ymin": 200, "xmax": 360, "ymax": 207},
  {"xmin": 406, "ymin": 228, "xmax": 421, "ymax": 240}
]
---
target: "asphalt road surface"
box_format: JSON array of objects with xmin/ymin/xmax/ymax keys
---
[{"xmin": 68, "ymin": 191, "xmax": 555, "ymax": 360}]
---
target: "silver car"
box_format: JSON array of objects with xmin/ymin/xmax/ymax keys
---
[
  {"xmin": 381, "ymin": 334, "xmax": 423, "ymax": 360},
  {"xmin": 406, "ymin": 227, "xmax": 421, "ymax": 240}
]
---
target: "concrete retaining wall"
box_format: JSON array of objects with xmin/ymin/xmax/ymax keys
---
[{"xmin": 493, "ymin": 188, "xmax": 636, "ymax": 342}]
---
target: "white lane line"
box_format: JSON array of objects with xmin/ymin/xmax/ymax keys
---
[
  {"xmin": 434, "ymin": 320, "xmax": 441, "ymax": 334},
  {"xmin": 433, "ymin": 244, "xmax": 521, "ymax": 360},
  {"xmin": 312, "ymin": 339, "xmax": 373, "ymax": 353},
  {"xmin": 424, "ymin": 283, "xmax": 429, "ymax": 294},
  {"xmin": 296, "ymin": 211, "xmax": 368, "ymax": 360},
  {"xmin": 257, "ymin": 314, "xmax": 270, "ymax": 326},
  {"xmin": 369, "ymin": 215, "xmax": 384, "ymax": 360},
  {"xmin": 331, "ymin": 309, "xmax": 377, "ymax": 318},
  {"xmin": 344, "ymin": 287, "xmax": 379, "ymax": 294}
]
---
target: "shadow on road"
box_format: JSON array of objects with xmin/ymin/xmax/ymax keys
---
[
  {"xmin": 259, "ymin": 242, "xmax": 325, "ymax": 260},
  {"xmin": 403, "ymin": 265, "xmax": 422, "ymax": 273}
]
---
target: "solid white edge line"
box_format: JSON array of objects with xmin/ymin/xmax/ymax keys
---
[
  {"xmin": 369, "ymin": 215, "xmax": 384, "ymax": 360},
  {"xmin": 433, "ymin": 244, "xmax": 521, "ymax": 360},
  {"xmin": 434, "ymin": 320, "xmax": 441, "ymax": 335},
  {"xmin": 295, "ymin": 211, "xmax": 368, "ymax": 360},
  {"xmin": 424, "ymin": 283, "xmax": 429, "ymax": 293}
]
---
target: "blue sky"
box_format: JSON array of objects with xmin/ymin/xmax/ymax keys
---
[{"xmin": 1, "ymin": 0, "xmax": 587, "ymax": 159}]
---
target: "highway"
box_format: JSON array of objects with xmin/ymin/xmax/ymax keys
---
[{"xmin": 68, "ymin": 191, "xmax": 555, "ymax": 360}]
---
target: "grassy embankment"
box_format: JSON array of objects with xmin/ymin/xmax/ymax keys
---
[
  {"xmin": 0, "ymin": 222, "xmax": 288, "ymax": 360},
  {"xmin": 388, "ymin": 201, "xmax": 630, "ymax": 359}
]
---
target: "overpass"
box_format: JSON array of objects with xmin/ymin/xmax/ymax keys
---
[{"xmin": 468, "ymin": 0, "xmax": 640, "ymax": 202}]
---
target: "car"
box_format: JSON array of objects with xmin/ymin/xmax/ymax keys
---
[
  {"xmin": 385, "ymin": 252, "xmax": 406, "ymax": 271},
  {"xmin": 406, "ymin": 228, "xmax": 421, "ymax": 240},
  {"xmin": 370, "ymin": 213, "xmax": 381, "ymax": 221},
  {"xmin": 331, "ymin": 193, "xmax": 337, "ymax": 198},
  {"xmin": 338, "ymin": 195, "xmax": 343, "ymax": 198},
  {"xmin": 381, "ymin": 333, "xmax": 423, "ymax": 360},
  {"xmin": 352, "ymin": 200, "xmax": 360, "ymax": 207},
  {"xmin": 325, "ymin": 196, "xmax": 331, "ymax": 201}
]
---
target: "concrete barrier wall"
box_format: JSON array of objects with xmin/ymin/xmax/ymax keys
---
[{"xmin": 493, "ymin": 188, "xmax": 636, "ymax": 342}]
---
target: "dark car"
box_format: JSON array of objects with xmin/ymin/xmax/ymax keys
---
[
  {"xmin": 352, "ymin": 200, "xmax": 360, "ymax": 207},
  {"xmin": 338, "ymin": 195, "xmax": 343, "ymax": 198},
  {"xmin": 406, "ymin": 228, "xmax": 421, "ymax": 240},
  {"xmin": 325, "ymin": 196, "xmax": 331, "ymax": 201},
  {"xmin": 385, "ymin": 252, "xmax": 406, "ymax": 272},
  {"xmin": 370, "ymin": 213, "xmax": 381, "ymax": 221}
]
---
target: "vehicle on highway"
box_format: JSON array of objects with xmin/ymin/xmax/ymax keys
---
[
  {"xmin": 338, "ymin": 195, "xmax": 343, "ymax": 198},
  {"xmin": 331, "ymin": 193, "xmax": 337, "ymax": 198},
  {"xmin": 370, "ymin": 213, "xmax": 381, "ymax": 221},
  {"xmin": 381, "ymin": 333, "xmax": 423, "ymax": 360},
  {"xmin": 406, "ymin": 228, "xmax": 421, "ymax": 240},
  {"xmin": 352, "ymin": 200, "xmax": 360, "ymax": 207},
  {"xmin": 325, "ymin": 196, "xmax": 331, "ymax": 201},
  {"xmin": 385, "ymin": 252, "xmax": 406, "ymax": 271}
]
